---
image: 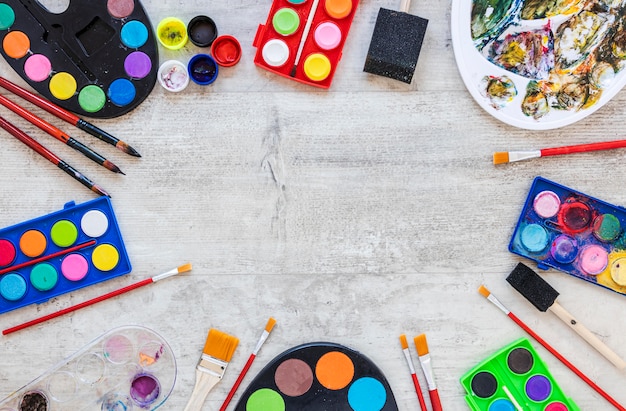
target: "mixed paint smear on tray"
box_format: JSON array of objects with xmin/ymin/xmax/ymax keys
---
[{"xmin": 472, "ymin": 0, "xmax": 626, "ymax": 119}]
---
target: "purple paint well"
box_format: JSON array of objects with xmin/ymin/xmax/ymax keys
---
[
  {"xmin": 525, "ymin": 374, "xmax": 551, "ymax": 401},
  {"xmin": 130, "ymin": 373, "xmax": 160, "ymax": 406},
  {"xmin": 124, "ymin": 51, "xmax": 152, "ymax": 79},
  {"xmin": 550, "ymin": 235, "xmax": 578, "ymax": 264}
]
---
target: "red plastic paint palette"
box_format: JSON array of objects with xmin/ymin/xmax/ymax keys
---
[
  {"xmin": 0, "ymin": 0, "xmax": 158, "ymax": 118},
  {"xmin": 253, "ymin": 0, "xmax": 360, "ymax": 88},
  {"xmin": 0, "ymin": 326, "xmax": 177, "ymax": 410},
  {"xmin": 234, "ymin": 342, "xmax": 399, "ymax": 411}
]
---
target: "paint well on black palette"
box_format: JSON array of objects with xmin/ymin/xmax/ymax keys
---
[
  {"xmin": 0, "ymin": 197, "xmax": 131, "ymax": 314},
  {"xmin": 234, "ymin": 342, "xmax": 399, "ymax": 411},
  {"xmin": 0, "ymin": 0, "xmax": 158, "ymax": 118},
  {"xmin": 0, "ymin": 325, "xmax": 177, "ymax": 410},
  {"xmin": 510, "ymin": 176, "xmax": 626, "ymax": 296},
  {"xmin": 460, "ymin": 338, "xmax": 579, "ymax": 410},
  {"xmin": 252, "ymin": 0, "xmax": 360, "ymax": 88}
]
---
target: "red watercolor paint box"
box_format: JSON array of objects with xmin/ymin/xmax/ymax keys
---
[
  {"xmin": 253, "ymin": 0, "xmax": 360, "ymax": 88},
  {"xmin": 509, "ymin": 176, "xmax": 626, "ymax": 297}
]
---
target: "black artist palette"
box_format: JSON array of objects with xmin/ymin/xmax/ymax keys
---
[
  {"xmin": 0, "ymin": 0, "xmax": 158, "ymax": 118},
  {"xmin": 234, "ymin": 342, "xmax": 399, "ymax": 411}
]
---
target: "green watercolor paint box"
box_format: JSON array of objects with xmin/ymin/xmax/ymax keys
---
[{"xmin": 460, "ymin": 338, "xmax": 579, "ymax": 411}]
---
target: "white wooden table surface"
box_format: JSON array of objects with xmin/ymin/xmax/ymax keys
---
[{"xmin": 0, "ymin": 0, "xmax": 625, "ymax": 409}]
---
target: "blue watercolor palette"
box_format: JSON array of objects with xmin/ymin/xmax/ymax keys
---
[
  {"xmin": 0, "ymin": 197, "xmax": 131, "ymax": 314},
  {"xmin": 510, "ymin": 176, "xmax": 626, "ymax": 296},
  {"xmin": 234, "ymin": 342, "xmax": 399, "ymax": 411},
  {"xmin": 460, "ymin": 338, "xmax": 579, "ymax": 411},
  {"xmin": 0, "ymin": 325, "xmax": 177, "ymax": 410}
]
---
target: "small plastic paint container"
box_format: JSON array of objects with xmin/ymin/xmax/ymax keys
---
[
  {"xmin": 107, "ymin": 0, "xmax": 135, "ymax": 19},
  {"xmin": 211, "ymin": 35, "xmax": 242, "ymax": 67},
  {"xmin": 314, "ymin": 21, "xmax": 342, "ymax": 50},
  {"xmin": 488, "ymin": 399, "xmax": 516, "ymax": 411},
  {"xmin": 61, "ymin": 253, "xmax": 89, "ymax": 281},
  {"xmin": 121, "ymin": 20, "xmax": 149, "ymax": 49},
  {"xmin": 30, "ymin": 263, "xmax": 58, "ymax": 291},
  {"xmin": 545, "ymin": 403, "xmax": 569, "ymax": 411},
  {"xmin": 558, "ymin": 201, "xmax": 591, "ymax": 232},
  {"xmin": 104, "ymin": 334, "xmax": 135, "ymax": 364},
  {"xmin": 24, "ymin": 54, "xmax": 51, "ymax": 82},
  {"xmin": 51, "ymin": 220, "xmax": 78, "ymax": 247},
  {"xmin": 19, "ymin": 391, "xmax": 48, "ymax": 411},
  {"xmin": 324, "ymin": 0, "xmax": 352, "ymax": 19},
  {"xmin": 49, "ymin": 72, "xmax": 77, "ymax": 100},
  {"xmin": 78, "ymin": 85, "xmax": 107, "ymax": 113},
  {"xmin": 81, "ymin": 209, "xmax": 109, "ymax": 237},
  {"xmin": 304, "ymin": 53, "xmax": 332, "ymax": 82},
  {"xmin": 550, "ymin": 235, "xmax": 578, "ymax": 264},
  {"xmin": 157, "ymin": 60, "xmax": 189, "ymax": 92},
  {"xmin": 592, "ymin": 213, "xmax": 621, "ymax": 242},
  {"xmin": 3, "ymin": 30, "xmax": 29, "ymax": 59},
  {"xmin": 0, "ymin": 3, "xmax": 16, "ymax": 30},
  {"xmin": 533, "ymin": 190, "xmax": 560, "ymax": 218},
  {"xmin": 47, "ymin": 371, "xmax": 77, "ymax": 403},
  {"xmin": 578, "ymin": 244, "xmax": 609, "ymax": 275},
  {"xmin": 273, "ymin": 8, "xmax": 300, "ymax": 36},
  {"xmin": 525, "ymin": 375, "xmax": 551, "ymax": 402},
  {"xmin": 76, "ymin": 352, "xmax": 106, "ymax": 384},
  {"xmin": 108, "ymin": 78, "xmax": 136, "ymax": 106},
  {"xmin": 275, "ymin": 359, "xmax": 313, "ymax": 396},
  {"xmin": 187, "ymin": 54, "xmax": 218, "ymax": 85},
  {"xmin": 0, "ymin": 239, "xmax": 15, "ymax": 266},
  {"xmin": 262, "ymin": 39, "xmax": 290, "ymax": 67},
  {"xmin": 519, "ymin": 223, "xmax": 549, "ymax": 253},
  {"xmin": 92, "ymin": 244, "xmax": 120, "ymax": 271},
  {"xmin": 19, "ymin": 229, "xmax": 46, "ymax": 258},
  {"xmin": 124, "ymin": 51, "xmax": 152, "ymax": 79},
  {"xmin": 610, "ymin": 257, "xmax": 626, "ymax": 286},
  {"xmin": 187, "ymin": 15, "xmax": 218, "ymax": 47},
  {"xmin": 0, "ymin": 273, "xmax": 26, "ymax": 301},
  {"xmin": 157, "ymin": 17, "xmax": 188, "ymax": 50},
  {"xmin": 246, "ymin": 388, "xmax": 284, "ymax": 411},
  {"xmin": 347, "ymin": 377, "xmax": 387, "ymax": 411},
  {"xmin": 101, "ymin": 392, "xmax": 134, "ymax": 411},
  {"xmin": 130, "ymin": 374, "xmax": 161, "ymax": 406}
]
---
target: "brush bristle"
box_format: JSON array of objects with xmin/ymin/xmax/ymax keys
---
[
  {"xmin": 478, "ymin": 285, "xmax": 491, "ymax": 298},
  {"xmin": 399, "ymin": 334, "xmax": 409, "ymax": 349},
  {"xmin": 414, "ymin": 334, "xmax": 429, "ymax": 356},
  {"xmin": 178, "ymin": 263, "xmax": 193, "ymax": 273},
  {"xmin": 492, "ymin": 152, "xmax": 510, "ymax": 165},
  {"xmin": 203, "ymin": 329, "xmax": 239, "ymax": 362},
  {"xmin": 265, "ymin": 317, "xmax": 277, "ymax": 332}
]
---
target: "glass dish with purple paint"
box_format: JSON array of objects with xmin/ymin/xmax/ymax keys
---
[
  {"xmin": 510, "ymin": 176, "xmax": 626, "ymax": 297},
  {"xmin": 0, "ymin": 325, "xmax": 176, "ymax": 410},
  {"xmin": 452, "ymin": 0, "xmax": 626, "ymax": 129}
]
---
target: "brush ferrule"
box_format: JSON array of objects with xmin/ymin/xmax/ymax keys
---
[
  {"xmin": 197, "ymin": 354, "xmax": 229, "ymax": 378},
  {"xmin": 253, "ymin": 330, "xmax": 270, "ymax": 354},
  {"xmin": 152, "ymin": 269, "xmax": 178, "ymax": 282},
  {"xmin": 487, "ymin": 294, "xmax": 510, "ymax": 315},
  {"xmin": 508, "ymin": 151, "xmax": 541, "ymax": 163},
  {"xmin": 419, "ymin": 354, "xmax": 437, "ymax": 390},
  {"xmin": 402, "ymin": 348, "xmax": 417, "ymax": 373}
]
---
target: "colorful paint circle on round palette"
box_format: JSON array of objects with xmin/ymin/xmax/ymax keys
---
[
  {"xmin": 0, "ymin": 1, "xmax": 158, "ymax": 118},
  {"xmin": 233, "ymin": 342, "xmax": 399, "ymax": 411}
]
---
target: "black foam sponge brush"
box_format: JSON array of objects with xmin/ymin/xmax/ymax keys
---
[{"xmin": 363, "ymin": 0, "xmax": 428, "ymax": 84}]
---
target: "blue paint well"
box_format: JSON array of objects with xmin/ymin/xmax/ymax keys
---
[
  {"xmin": 108, "ymin": 78, "xmax": 136, "ymax": 106},
  {"xmin": 0, "ymin": 273, "xmax": 27, "ymax": 301},
  {"xmin": 121, "ymin": 20, "xmax": 149, "ymax": 48},
  {"xmin": 489, "ymin": 399, "xmax": 515, "ymax": 411},
  {"xmin": 347, "ymin": 377, "xmax": 387, "ymax": 411},
  {"xmin": 520, "ymin": 223, "xmax": 549, "ymax": 253}
]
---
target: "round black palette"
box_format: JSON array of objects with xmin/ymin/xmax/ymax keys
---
[
  {"xmin": 0, "ymin": 0, "xmax": 158, "ymax": 118},
  {"xmin": 234, "ymin": 342, "xmax": 399, "ymax": 411}
]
